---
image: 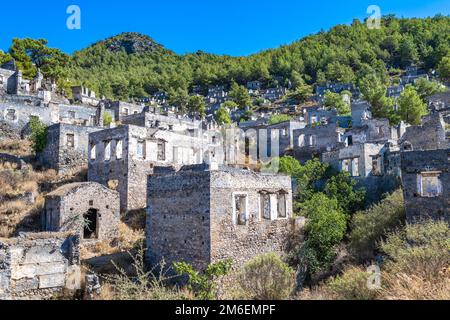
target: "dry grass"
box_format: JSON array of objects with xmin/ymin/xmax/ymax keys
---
[{"xmin": 0, "ymin": 138, "xmax": 33, "ymax": 157}]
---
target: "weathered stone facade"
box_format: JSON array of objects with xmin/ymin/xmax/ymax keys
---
[
  {"xmin": 88, "ymin": 124, "xmax": 218, "ymax": 212},
  {"xmin": 43, "ymin": 182, "xmax": 120, "ymax": 241},
  {"xmin": 0, "ymin": 232, "xmax": 80, "ymax": 300},
  {"xmin": 400, "ymin": 110, "xmax": 450, "ymax": 223},
  {"xmin": 293, "ymin": 123, "xmax": 345, "ymax": 162},
  {"xmin": 146, "ymin": 165, "xmax": 303, "ymax": 272},
  {"xmin": 40, "ymin": 123, "xmax": 102, "ymax": 174}
]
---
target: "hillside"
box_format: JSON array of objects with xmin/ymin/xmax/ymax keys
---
[{"xmin": 65, "ymin": 15, "xmax": 450, "ymax": 100}]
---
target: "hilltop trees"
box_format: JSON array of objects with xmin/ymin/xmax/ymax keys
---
[
  {"xmin": 9, "ymin": 38, "xmax": 69, "ymax": 81},
  {"xmin": 215, "ymin": 105, "xmax": 232, "ymax": 125},
  {"xmin": 323, "ymin": 90, "xmax": 351, "ymax": 115},
  {"xmin": 438, "ymin": 54, "xmax": 450, "ymax": 81}
]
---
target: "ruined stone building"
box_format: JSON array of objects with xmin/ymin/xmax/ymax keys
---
[
  {"xmin": 43, "ymin": 182, "xmax": 120, "ymax": 241},
  {"xmin": 427, "ymin": 91, "xmax": 450, "ymax": 113},
  {"xmin": 343, "ymin": 118, "xmax": 407, "ymax": 145},
  {"xmin": 88, "ymin": 124, "xmax": 219, "ymax": 212},
  {"xmin": 0, "ymin": 232, "xmax": 80, "ymax": 300},
  {"xmin": 400, "ymin": 111, "xmax": 450, "ymax": 223},
  {"xmin": 293, "ymin": 123, "xmax": 345, "ymax": 163},
  {"xmin": 146, "ymin": 165, "xmax": 302, "ymax": 271},
  {"xmin": 40, "ymin": 123, "xmax": 102, "ymax": 173}
]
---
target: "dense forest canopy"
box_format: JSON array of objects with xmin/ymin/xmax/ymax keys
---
[{"xmin": 3, "ymin": 15, "xmax": 450, "ymax": 100}]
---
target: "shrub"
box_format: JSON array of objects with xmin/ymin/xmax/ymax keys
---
[
  {"xmin": 378, "ymin": 220, "xmax": 450, "ymax": 300},
  {"xmin": 29, "ymin": 116, "xmax": 48, "ymax": 153},
  {"xmin": 238, "ymin": 253, "xmax": 296, "ymax": 300},
  {"xmin": 325, "ymin": 266, "xmax": 379, "ymax": 300},
  {"xmin": 103, "ymin": 112, "xmax": 113, "ymax": 126},
  {"xmin": 268, "ymin": 114, "xmax": 292, "ymax": 125},
  {"xmin": 103, "ymin": 245, "xmax": 186, "ymax": 300},
  {"xmin": 173, "ymin": 259, "xmax": 232, "ymax": 300},
  {"xmin": 298, "ymin": 193, "xmax": 347, "ymax": 275},
  {"xmin": 349, "ymin": 190, "xmax": 405, "ymax": 260}
]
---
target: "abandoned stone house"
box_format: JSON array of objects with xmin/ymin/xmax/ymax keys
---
[
  {"xmin": 105, "ymin": 100, "xmax": 145, "ymax": 121},
  {"xmin": 427, "ymin": 91, "xmax": 450, "ymax": 113},
  {"xmin": 88, "ymin": 124, "xmax": 218, "ymax": 212},
  {"xmin": 43, "ymin": 182, "xmax": 120, "ymax": 241},
  {"xmin": 293, "ymin": 123, "xmax": 346, "ymax": 163},
  {"xmin": 342, "ymin": 118, "xmax": 407, "ymax": 146},
  {"xmin": 0, "ymin": 232, "xmax": 80, "ymax": 300},
  {"xmin": 146, "ymin": 165, "xmax": 302, "ymax": 271},
  {"xmin": 263, "ymin": 86, "xmax": 287, "ymax": 101},
  {"xmin": 351, "ymin": 100, "xmax": 372, "ymax": 127},
  {"xmin": 121, "ymin": 109, "xmax": 202, "ymax": 132},
  {"xmin": 400, "ymin": 111, "xmax": 450, "ymax": 223},
  {"xmin": 39, "ymin": 123, "xmax": 102, "ymax": 173},
  {"xmin": 246, "ymin": 80, "xmax": 262, "ymax": 91},
  {"xmin": 71, "ymin": 86, "xmax": 99, "ymax": 106}
]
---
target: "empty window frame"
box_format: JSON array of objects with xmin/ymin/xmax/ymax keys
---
[
  {"xmin": 418, "ymin": 172, "xmax": 442, "ymax": 197},
  {"xmin": 233, "ymin": 193, "xmax": 248, "ymax": 225},
  {"xmin": 66, "ymin": 134, "xmax": 75, "ymax": 148},
  {"xmin": 116, "ymin": 140, "xmax": 123, "ymax": 159},
  {"xmin": 89, "ymin": 143, "xmax": 96, "ymax": 160},
  {"xmin": 136, "ymin": 140, "xmax": 145, "ymax": 159},
  {"xmin": 104, "ymin": 140, "xmax": 111, "ymax": 161},
  {"xmin": 277, "ymin": 192, "xmax": 287, "ymax": 218},
  {"xmin": 157, "ymin": 141, "xmax": 166, "ymax": 161},
  {"xmin": 68, "ymin": 111, "xmax": 76, "ymax": 119},
  {"xmin": 5, "ymin": 109, "xmax": 17, "ymax": 121},
  {"xmin": 260, "ymin": 192, "xmax": 271, "ymax": 220}
]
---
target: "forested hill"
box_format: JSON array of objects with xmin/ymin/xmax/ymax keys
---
[{"xmin": 65, "ymin": 15, "xmax": 450, "ymax": 99}]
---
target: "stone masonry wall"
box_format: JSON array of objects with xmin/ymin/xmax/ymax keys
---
[{"xmin": 0, "ymin": 232, "xmax": 80, "ymax": 300}]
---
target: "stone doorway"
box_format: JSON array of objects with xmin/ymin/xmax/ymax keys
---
[{"xmin": 83, "ymin": 208, "xmax": 98, "ymax": 239}]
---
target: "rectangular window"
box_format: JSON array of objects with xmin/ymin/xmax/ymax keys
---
[
  {"xmin": 123, "ymin": 108, "xmax": 129, "ymax": 116},
  {"xmin": 260, "ymin": 193, "xmax": 271, "ymax": 220},
  {"xmin": 89, "ymin": 143, "xmax": 96, "ymax": 160},
  {"xmin": 351, "ymin": 158, "xmax": 360, "ymax": 177},
  {"xmin": 66, "ymin": 134, "xmax": 75, "ymax": 148},
  {"xmin": 89, "ymin": 115, "xmax": 96, "ymax": 126},
  {"xmin": 157, "ymin": 141, "xmax": 166, "ymax": 161},
  {"xmin": 277, "ymin": 193, "xmax": 287, "ymax": 218},
  {"xmin": 372, "ymin": 156, "xmax": 382, "ymax": 176},
  {"xmin": 104, "ymin": 140, "xmax": 111, "ymax": 161},
  {"xmin": 116, "ymin": 140, "xmax": 123, "ymax": 159},
  {"xmin": 233, "ymin": 194, "xmax": 248, "ymax": 225},
  {"xmin": 6, "ymin": 109, "xmax": 16, "ymax": 121},
  {"xmin": 68, "ymin": 111, "xmax": 76, "ymax": 119},
  {"xmin": 418, "ymin": 172, "xmax": 442, "ymax": 197},
  {"xmin": 136, "ymin": 141, "xmax": 145, "ymax": 159}
]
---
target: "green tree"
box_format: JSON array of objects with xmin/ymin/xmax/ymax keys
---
[
  {"xmin": 173, "ymin": 260, "xmax": 232, "ymax": 300},
  {"xmin": 414, "ymin": 78, "xmax": 447, "ymax": 100},
  {"xmin": 324, "ymin": 90, "xmax": 351, "ymax": 115},
  {"xmin": 0, "ymin": 50, "xmax": 12, "ymax": 65},
  {"xmin": 9, "ymin": 38, "xmax": 69, "ymax": 81},
  {"xmin": 437, "ymin": 54, "xmax": 450, "ymax": 82},
  {"xmin": 188, "ymin": 95, "xmax": 206, "ymax": 118},
  {"xmin": 298, "ymin": 193, "xmax": 347, "ymax": 275},
  {"xmin": 214, "ymin": 105, "xmax": 232, "ymax": 125},
  {"xmin": 228, "ymin": 81, "xmax": 252, "ymax": 109},
  {"xmin": 398, "ymin": 85, "xmax": 428, "ymax": 125},
  {"xmin": 29, "ymin": 116, "xmax": 48, "ymax": 153},
  {"xmin": 359, "ymin": 74, "xmax": 395, "ymax": 121},
  {"xmin": 286, "ymin": 82, "xmax": 313, "ymax": 104},
  {"xmin": 324, "ymin": 171, "xmax": 366, "ymax": 215},
  {"xmin": 168, "ymin": 88, "xmax": 189, "ymax": 114}
]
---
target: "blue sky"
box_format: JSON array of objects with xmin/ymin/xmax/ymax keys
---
[{"xmin": 1, "ymin": 0, "xmax": 449, "ymax": 56}]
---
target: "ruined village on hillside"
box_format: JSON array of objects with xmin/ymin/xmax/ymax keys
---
[{"xmin": 0, "ymin": 51, "xmax": 449, "ymax": 300}]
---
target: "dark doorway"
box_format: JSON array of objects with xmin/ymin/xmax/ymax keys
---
[{"xmin": 83, "ymin": 209, "xmax": 98, "ymax": 239}]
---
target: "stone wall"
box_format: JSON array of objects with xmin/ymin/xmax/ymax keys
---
[
  {"xmin": 40, "ymin": 123, "xmax": 102, "ymax": 174},
  {"xmin": 0, "ymin": 232, "xmax": 80, "ymax": 300},
  {"xmin": 43, "ymin": 182, "xmax": 120, "ymax": 241},
  {"xmin": 401, "ymin": 148, "xmax": 450, "ymax": 223},
  {"xmin": 146, "ymin": 166, "xmax": 302, "ymax": 274}
]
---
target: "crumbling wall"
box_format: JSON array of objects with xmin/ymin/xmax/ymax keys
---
[
  {"xmin": 401, "ymin": 149, "xmax": 450, "ymax": 223},
  {"xmin": 0, "ymin": 233, "xmax": 80, "ymax": 300}
]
